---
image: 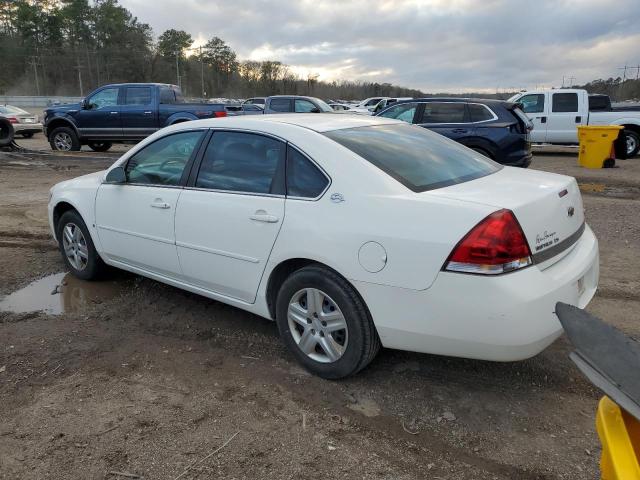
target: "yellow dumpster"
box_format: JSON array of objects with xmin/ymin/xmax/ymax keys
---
[
  {"xmin": 578, "ymin": 125, "xmax": 624, "ymax": 169},
  {"xmin": 596, "ymin": 396, "xmax": 640, "ymax": 479}
]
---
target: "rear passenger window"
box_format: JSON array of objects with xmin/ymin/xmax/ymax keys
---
[
  {"xmin": 468, "ymin": 104, "xmax": 495, "ymax": 122},
  {"xmin": 552, "ymin": 93, "xmax": 578, "ymax": 112},
  {"xmin": 196, "ymin": 131, "xmax": 285, "ymax": 194},
  {"xmin": 287, "ymin": 147, "xmax": 329, "ymax": 198},
  {"xmin": 420, "ymin": 103, "xmax": 466, "ymax": 123},
  {"xmin": 124, "ymin": 87, "xmax": 152, "ymax": 105},
  {"xmin": 270, "ymin": 99, "xmax": 291, "ymax": 112}
]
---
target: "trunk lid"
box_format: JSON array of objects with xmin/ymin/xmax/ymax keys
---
[{"xmin": 428, "ymin": 167, "xmax": 585, "ymax": 268}]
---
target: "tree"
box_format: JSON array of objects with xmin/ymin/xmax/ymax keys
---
[{"xmin": 158, "ymin": 28, "xmax": 192, "ymax": 59}]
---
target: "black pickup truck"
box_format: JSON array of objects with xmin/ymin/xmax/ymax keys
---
[{"xmin": 43, "ymin": 83, "xmax": 226, "ymax": 151}]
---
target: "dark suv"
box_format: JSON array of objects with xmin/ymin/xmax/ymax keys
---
[{"xmin": 375, "ymin": 98, "xmax": 533, "ymax": 167}]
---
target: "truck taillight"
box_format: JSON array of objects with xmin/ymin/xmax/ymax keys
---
[
  {"xmin": 214, "ymin": 111, "xmax": 226, "ymax": 118},
  {"xmin": 443, "ymin": 209, "xmax": 532, "ymax": 275}
]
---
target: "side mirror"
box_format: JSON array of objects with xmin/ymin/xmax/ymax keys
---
[
  {"xmin": 310, "ymin": 107, "xmax": 320, "ymax": 113},
  {"xmin": 105, "ymin": 166, "xmax": 126, "ymax": 184},
  {"xmin": 81, "ymin": 98, "xmax": 89, "ymax": 109}
]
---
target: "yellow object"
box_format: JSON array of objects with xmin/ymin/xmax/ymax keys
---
[
  {"xmin": 596, "ymin": 396, "xmax": 640, "ymax": 479},
  {"xmin": 578, "ymin": 125, "xmax": 624, "ymax": 168}
]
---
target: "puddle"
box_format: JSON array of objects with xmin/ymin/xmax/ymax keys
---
[{"xmin": 0, "ymin": 272, "xmax": 126, "ymax": 315}]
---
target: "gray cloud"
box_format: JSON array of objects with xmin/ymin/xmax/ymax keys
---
[{"xmin": 120, "ymin": 0, "xmax": 640, "ymax": 92}]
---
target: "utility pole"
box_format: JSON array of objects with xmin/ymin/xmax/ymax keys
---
[
  {"xmin": 175, "ymin": 51, "xmax": 180, "ymax": 88},
  {"xmin": 568, "ymin": 76, "xmax": 576, "ymax": 87},
  {"xmin": 29, "ymin": 56, "xmax": 40, "ymax": 95},
  {"xmin": 76, "ymin": 58, "xmax": 84, "ymax": 96},
  {"xmin": 562, "ymin": 76, "xmax": 565, "ymax": 88},
  {"xmin": 200, "ymin": 45, "xmax": 205, "ymax": 98}
]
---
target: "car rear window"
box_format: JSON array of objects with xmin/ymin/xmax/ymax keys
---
[{"xmin": 324, "ymin": 124, "xmax": 500, "ymax": 192}]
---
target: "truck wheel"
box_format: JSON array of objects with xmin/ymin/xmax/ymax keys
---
[
  {"xmin": 0, "ymin": 118, "xmax": 14, "ymax": 147},
  {"xmin": 49, "ymin": 126, "xmax": 80, "ymax": 151},
  {"xmin": 88, "ymin": 141, "xmax": 112, "ymax": 152},
  {"xmin": 624, "ymin": 129, "xmax": 639, "ymax": 157}
]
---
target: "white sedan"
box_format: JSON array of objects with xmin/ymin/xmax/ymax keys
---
[{"xmin": 48, "ymin": 114, "xmax": 599, "ymax": 378}]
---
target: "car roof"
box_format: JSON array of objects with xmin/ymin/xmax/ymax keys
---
[
  {"xmin": 174, "ymin": 113, "xmax": 400, "ymax": 133},
  {"xmin": 392, "ymin": 97, "xmax": 508, "ymax": 106}
]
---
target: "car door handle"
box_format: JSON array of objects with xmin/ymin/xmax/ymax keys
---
[
  {"xmin": 250, "ymin": 211, "xmax": 279, "ymax": 223},
  {"xmin": 151, "ymin": 201, "xmax": 171, "ymax": 209},
  {"xmin": 537, "ymin": 116, "xmax": 547, "ymax": 123},
  {"xmin": 110, "ymin": 111, "xmax": 118, "ymax": 115},
  {"xmin": 143, "ymin": 111, "xmax": 153, "ymax": 115},
  {"xmin": 452, "ymin": 128, "xmax": 469, "ymax": 133},
  {"xmin": 575, "ymin": 116, "xmax": 582, "ymax": 123}
]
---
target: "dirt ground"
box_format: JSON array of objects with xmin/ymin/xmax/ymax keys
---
[{"xmin": 1, "ymin": 136, "xmax": 639, "ymax": 479}]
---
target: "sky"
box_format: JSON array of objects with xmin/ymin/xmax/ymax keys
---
[{"xmin": 118, "ymin": 0, "xmax": 640, "ymax": 93}]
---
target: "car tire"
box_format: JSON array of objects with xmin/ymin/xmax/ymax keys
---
[
  {"xmin": 56, "ymin": 210, "xmax": 106, "ymax": 280},
  {"xmin": 624, "ymin": 129, "xmax": 640, "ymax": 157},
  {"xmin": 49, "ymin": 126, "xmax": 81, "ymax": 151},
  {"xmin": 275, "ymin": 264, "xmax": 381, "ymax": 379},
  {"xmin": 21, "ymin": 132, "xmax": 34, "ymax": 139},
  {"xmin": 88, "ymin": 141, "xmax": 113, "ymax": 152}
]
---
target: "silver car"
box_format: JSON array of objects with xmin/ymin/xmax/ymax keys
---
[{"xmin": 0, "ymin": 105, "xmax": 43, "ymax": 138}]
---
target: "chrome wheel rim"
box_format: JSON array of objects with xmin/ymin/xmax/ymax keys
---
[
  {"xmin": 288, "ymin": 288, "xmax": 348, "ymax": 363},
  {"xmin": 627, "ymin": 134, "xmax": 637, "ymax": 156},
  {"xmin": 62, "ymin": 223, "xmax": 88, "ymax": 271},
  {"xmin": 54, "ymin": 132, "xmax": 73, "ymax": 151}
]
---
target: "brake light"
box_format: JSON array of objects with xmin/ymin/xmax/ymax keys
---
[
  {"xmin": 6, "ymin": 117, "xmax": 18, "ymax": 124},
  {"xmin": 444, "ymin": 209, "xmax": 532, "ymax": 275},
  {"xmin": 214, "ymin": 111, "xmax": 227, "ymax": 118}
]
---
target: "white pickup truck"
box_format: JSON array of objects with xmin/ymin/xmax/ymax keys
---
[{"xmin": 509, "ymin": 89, "xmax": 640, "ymax": 157}]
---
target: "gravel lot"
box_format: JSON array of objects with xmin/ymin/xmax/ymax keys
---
[{"xmin": 1, "ymin": 135, "xmax": 638, "ymax": 479}]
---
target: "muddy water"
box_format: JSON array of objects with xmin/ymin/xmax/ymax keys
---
[{"xmin": 0, "ymin": 272, "xmax": 126, "ymax": 315}]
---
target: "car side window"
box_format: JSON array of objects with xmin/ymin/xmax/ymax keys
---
[
  {"xmin": 87, "ymin": 88, "xmax": 119, "ymax": 110},
  {"xmin": 159, "ymin": 87, "xmax": 176, "ymax": 104},
  {"xmin": 287, "ymin": 146, "xmax": 329, "ymax": 198},
  {"xmin": 125, "ymin": 131, "xmax": 204, "ymax": 186},
  {"xmin": 420, "ymin": 103, "xmax": 466, "ymax": 124},
  {"xmin": 519, "ymin": 94, "xmax": 545, "ymax": 114},
  {"xmin": 124, "ymin": 87, "xmax": 152, "ymax": 105},
  {"xmin": 270, "ymin": 99, "xmax": 291, "ymax": 112},
  {"xmin": 295, "ymin": 99, "xmax": 317, "ymax": 113},
  {"xmin": 552, "ymin": 93, "xmax": 578, "ymax": 113},
  {"xmin": 468, "ymin": 104, "xmax": 495, "ymax": 122},
  {"xmin": 196, "ymin": 131, "xmax": 286, "ymax": 194},
  {"xmin": 379, "ymin": 103, "xmax": 417, "ymax": 123}
]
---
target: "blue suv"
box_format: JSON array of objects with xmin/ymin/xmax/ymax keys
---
[{"xmin": 375, "ymin": 98, "xmax": 533, "ymax": 167}]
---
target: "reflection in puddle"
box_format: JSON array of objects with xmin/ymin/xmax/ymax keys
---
[{"xmin": 0, "ymin": 272, "xmax": 126, "ymax": 315}]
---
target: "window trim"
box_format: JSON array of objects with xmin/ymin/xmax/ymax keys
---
[
  {"xmin": 186, "ymin": 128, "xmax": 288, "ymax": 198},
  {"xmin": 285, "ymin": 144, "xmax": 332, "ymax": 202},
  {"xmin": 121, "ymin": 128, "xmax": 207, "ymax": 189}
]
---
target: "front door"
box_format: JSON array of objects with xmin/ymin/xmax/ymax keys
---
[
  {"xmin": 75, "ymin": 86, "xmax": 122, "ymax": 138},
  {"xmin": 120, "ymin": 85, "xmax": 158, "ymax": 139},
  {"xmin": 175, "ymin": 130, "xmax": 286, "ymax": 303},
  {"xmin": 95, "ymin": 129, "xmax": 206, "ymax": 277},
  {"xmin": 518, "ymin": 93, "xmax": 547, "ymax": 143},
  {"xmin": 546, "ymin": 91, "xmax": 583, "ymax": 144}
]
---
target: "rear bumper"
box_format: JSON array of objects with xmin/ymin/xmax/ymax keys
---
[
  {"xmin": 13, "ymin": 123, "xmax": 43, "ymax": 134},
  {"xmin": 353, "ymin": 224, "xmax": 599, "ymax": 361}
]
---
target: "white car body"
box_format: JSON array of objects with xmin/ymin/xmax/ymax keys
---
[
  {"xmin": 509, "ymin": 89, "xmax": 640, "ymax": 148},
  {"xmin": 48, "ymin": 115, "xmax": 599, "ymax": 362}
]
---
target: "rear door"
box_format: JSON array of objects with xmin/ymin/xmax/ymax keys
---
[
  {"xmin": 174, "ymin": 130, "xmax": 286, "ymax": 302},
  {"xmin": 546, "ymin": 92, "xmax": 585, "ymax": 143},
  {"xmin": 120, "ymin": 86, "xmax": 158, "ymax": 139},
  {"xmin": 518, "ymin": 93, "xmax": 547, "ymax": 142},
  {"xmin": 416, "ymin": 102, "xmax": 473, "ymax": 142}
]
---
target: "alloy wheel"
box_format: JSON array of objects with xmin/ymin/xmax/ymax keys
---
[
  {"xmin": 287, "ymin": 288, "xmax": 348, "ymax": 363},
  {"xmin": 54, "ymin": 132, "xmax": 73, "ymax": 151},
  {"xmin": 62, "ymin": 223, "xmax": 88, "ymax": 271},
  {"xmin": 627, "ymin": 134, "xmax": 638, "ymax": 157}
]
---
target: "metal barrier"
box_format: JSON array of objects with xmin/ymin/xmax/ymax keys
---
[{"xmin": 0, "ymin": 95, "xmax": 83, "ymax": 108}]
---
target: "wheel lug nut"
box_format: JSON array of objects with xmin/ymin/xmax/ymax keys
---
[
  {"xmin": 307, "ymin": 318, "xmax": 312, "ymax": 324},
  {"xmin": 313, "ymin": 313, "xmax": 318, "ymax": 318},
  {"xmin": 311, "ymin": 329, "xmax": 316, "ymax": 335},
  {"xmin": 321, "ymin": 321, "xmax": 327, "ymax": 327},
  {"xmin": 320, "ymin": 331, "xmax": 325, "ymax": 337}
]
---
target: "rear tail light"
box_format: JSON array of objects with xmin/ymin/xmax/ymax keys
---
[
  {"xmin": 6, "ymin": 117, "xmax": 18, "ymax": 124},
  {"xmin": 214, "ymin": 111, "xmax": 227, "ymax": 118},
  {"xmin": 444, "ymin": 209, "xmax": 532, "ymax": 275}
]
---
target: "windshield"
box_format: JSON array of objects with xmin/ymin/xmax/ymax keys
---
[
  {"xmin": 324, "ymin": 124, "xmax": 501, "ymax": 192},
  {"xmin": 312, "ymin": 98, "xmax": 334, "ymax": 113}
]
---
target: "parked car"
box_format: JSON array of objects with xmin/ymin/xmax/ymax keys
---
[
  {"xmin": 48, "ymin": 114, "xmax": 598, "ymax": 378},
  {"xmin": 0, "ymin": 105, "xmax": 42, "ymax": 138},
  {"xmin": 509, "ymin": 89, "xmax": 640, "ymax": 157},
  {"xmin": 375, "ymin": 98, "xmax": 533, "ymax": 167},
  {"xmin": 371, "ymin": 97, "xmax": 413, "ymax": 114},
  {"xmin": 263, "ymin": 96, "xmax": 334, "ymax": 114},
  {"xmin": 242, "ymin": 97, "xmax": 266, "ymax": 106},
  {"xmin": 329, "ymin": 103, "xmax": 354, "ymax": 112},
  {"xmin": 43, "ymin": 83, "xmax": 226, "ymax": 152},
  {"xmin": 225, "ymin": 104, "xmax": 264, "ymax": 116}
]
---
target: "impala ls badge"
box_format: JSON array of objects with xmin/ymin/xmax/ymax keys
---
[
  {"xmin": 330, "ymin": 193, "xmax": 345, "ymax": 203},
  {"xmin": 567, "ymin": 206, "xmax": 575, "ymax": 217}
]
